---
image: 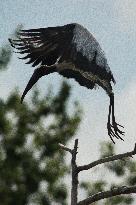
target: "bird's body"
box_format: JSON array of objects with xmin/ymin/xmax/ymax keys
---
[{"xmin": 9, "ymin": 23, "xmax": 124, "ymax": 142}]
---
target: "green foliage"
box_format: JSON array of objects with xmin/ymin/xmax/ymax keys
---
[
  {"xmin": 80, "ymin": 180, "xmax": 106, "ymax": 196},
  {"xmin": 0, "ymin": 84, "xmax": 81, "ymax": 205},
  {"xmin": 0, "ymin": 45, "xmax": 12, "ymax": 70},
  {"xmin": 0, "ymin": 24, "xmax": 23, "ymax": 71},
  {"xmin": 0, "ymin": 34, "xmax": 81, "ymax": 205},
  {"xmin": 81, "ymin": 142, "xmax": 136, "ymax": 204},
  {"xmin": 105, "ymin": 195, "xmax": 133, "ymax": 205}
]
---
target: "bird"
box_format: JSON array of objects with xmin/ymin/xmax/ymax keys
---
[{"xmin": 9, "ymin": 23, "xmax": 124, "ymax": 143}]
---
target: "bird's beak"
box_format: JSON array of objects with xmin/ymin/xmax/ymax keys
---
[{"xmin": 21, "ymin": 66, "xmax": 45, "ymax": 103}]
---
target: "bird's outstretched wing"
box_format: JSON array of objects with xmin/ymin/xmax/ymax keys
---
[
  {"xmin": 9, "ymin": 24, "xmax": 75, "ymax": 67},
  {"xmin": 9, "ymin": 23, "xmax": 114, "ymax": 93},
  {"xmin": 9, "ymin": 23, "xmax": 97, "ymax": 89}
]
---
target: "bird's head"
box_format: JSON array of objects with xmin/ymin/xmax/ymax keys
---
[
  {"xmin": 21, "ymin": 66, "xmax": 56, "ymax": 103},
  {"xmin": 21, "ymin": 67, "xmax": 45, "ymax": 103}
]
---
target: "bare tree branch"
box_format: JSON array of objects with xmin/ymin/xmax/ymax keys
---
[
  {"xmin": 78, "ymin": 185, "xmax": 136, "ymax": 205},
  {"xmin": 77, "ymin": 143, "xmax": 136, "ymax": 172},
  {"xmin": 59, "ymin": 139, "xmax": 79, "ymax": 205},
  {"xmin": 58, "ymin": 143, "xmax": 72, "ymax": 154},
  {"xmin": 71, "ymin": 139, "xmax": 79, "ymax": 205},
  {"xmin": 59, "ymin": 141, "xmax": 136, "ymax": 205}
]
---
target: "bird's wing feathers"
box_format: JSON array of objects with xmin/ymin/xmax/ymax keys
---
[
  {"xmin": 9, "ymin": 23, "xmax": 115, "ymax": 85},
  {"xmin": 9, "ymin": 23, "xmax": 96, "ymax": 89},
  {"xmin": 9, "ymin": 24, "xmax": 75, "ymax": 67}
]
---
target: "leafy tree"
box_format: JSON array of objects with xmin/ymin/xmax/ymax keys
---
[
  {"xmin": 0, "ymin": 41, "xmax": 81, "ymax": 205},
  {"xmin": 81, "ymin": 141, "xmax": 136, "ymax": 204},
  {"xmin": 0, "ymin": 45, "xmax": 12, "ymax": 70},
  {"xmin": 0, "ymin": 24, "xmax": 22, "ymax": 71}
]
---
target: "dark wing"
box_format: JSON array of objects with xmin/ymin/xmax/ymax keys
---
[
  {"xmin": 9, "ymin": 23, "xmax": 114, "ymax": 88},
  {"xmin": 9, "ymin": 23, "xmax": 96, "ymax": 89},
  {"xmin": 9, "ymin": 24, "xmax": 75, "ymax": 67}
]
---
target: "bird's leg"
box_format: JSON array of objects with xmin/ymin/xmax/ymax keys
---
[
  {"xmin": 107, "ymin": 97, "xmax": 116, "ymax": 143},
  {"xmin": 111, "ymin": 94, "xmax": 124, "ymax": 140},
  {"xmin": 107, "ymin": 93, "xmax": 124, "ymax": 142}
]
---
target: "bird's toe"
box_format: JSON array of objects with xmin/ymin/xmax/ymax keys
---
[{"xmin": 107, "ymin": 121, "xmax": 125, "ymax": 143}]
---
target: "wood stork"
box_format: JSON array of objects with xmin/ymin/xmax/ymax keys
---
[{"xmin": 9, "ymin": 23, "xmax": 124, "ymax": 143}]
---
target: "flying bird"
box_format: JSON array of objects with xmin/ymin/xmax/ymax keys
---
[{"xmin": 9, "ymin": 23, "xmax": 124, "ymax": 143}]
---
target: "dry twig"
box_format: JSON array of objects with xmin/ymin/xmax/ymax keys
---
[{"xmin": 59, "ymin": 141, "xmax": 136, "ymax": 205}]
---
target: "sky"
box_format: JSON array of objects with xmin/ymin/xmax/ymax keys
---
[{"xmin": 1, "ymin": 0, "xmax": 136, "ymax": 203}]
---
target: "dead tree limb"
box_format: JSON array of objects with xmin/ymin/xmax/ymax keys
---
[
  {"xmin": 78, "ymin": 185, "xmax": 136, "ymax": 205},
  {"xmin": 71, "ymin": 139, "xmax": 78, "ymax": 205},
  {"xmin": 59, "ymin": 141, "xmax": 136, "ymax": 205},
  {"xmin": 59, "ymin": 139, "xmax": 79, "ymax": 205},
  {"xmin": 77, "ymin": 143, "xmax": 136, "ymax": 172}
]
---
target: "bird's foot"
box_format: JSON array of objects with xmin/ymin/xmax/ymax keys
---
[
  {"xmin": 107, "ymin": 122, "xmax": 125, "ymax": 143},
  {"xmin": 111, "ymin": 122, "xmax": 125, "ymax": 140}
]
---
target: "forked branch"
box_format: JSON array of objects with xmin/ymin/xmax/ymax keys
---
[
  {"xmin": 59, "ymin": 139, "xmax": 79, "ymax": 205},
  {"xmin": 59, "ymin": 141, "xmax": 136, "ymax": 205}
]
